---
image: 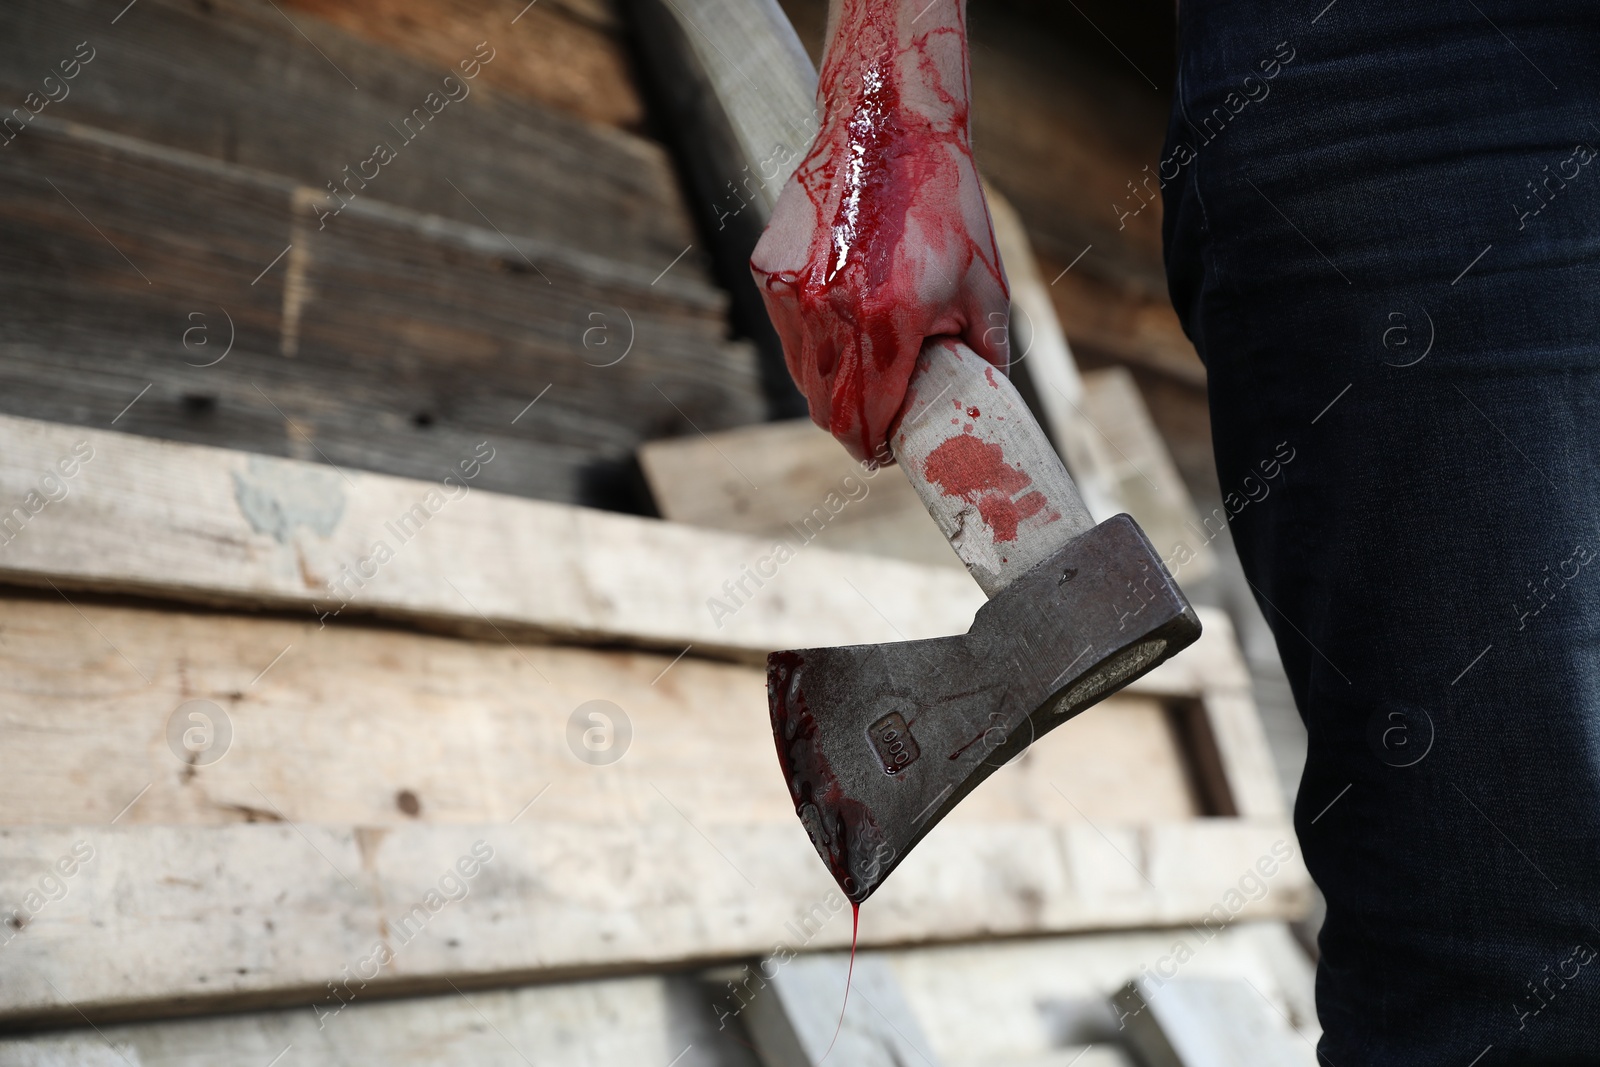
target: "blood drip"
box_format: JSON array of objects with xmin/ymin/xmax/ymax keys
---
[
  {"xmin": 818, "ymin": 901, "xmax": 862, "ymax": 1063},
  {"xmin": 752, "ymin": 0, "xmax": 1007, "ymax": 459},
  {"xmin": 922, "ymin": 433, "xmax": 1057, "ymax": 542}
]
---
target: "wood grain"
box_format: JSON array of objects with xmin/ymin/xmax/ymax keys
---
[
  {"xmin": 0, "ymin": 414, "xmax": 987, "ymax": 660},
  {"xmin": 639, "ymin": 417, "xmax": 967, "ymax": 572},
  {"xmin": 0, "ymin": 595, "xmax": 1199, "ymax": 829},
  {"xmin": 624, "ymin": 0, "xmax": 818, "ymax": 416},
  {"xmin": 0, "ymin": 817, "xmax": 1306, "ymax": 1027},
  {"xmin": 1079, "ymin": 367, "xmax": 1213, "ymax": 581},
  {"xmin": 282, "ymin": 0, "xmax": 648, "ymax": 130},
  {"xmin": 0, "ymin": 596, "xmax": 1302, "ymax": 1027},
  {"xmin": 0, "ymin": 925, "xmax": 1313, "ymax": 1064},
  {"xmin": 0, "ymin": 117, "xmax": 759, "ymax": 509},
  {"xmin": 0, "ymin": 0, "xmax": 697, "ymax": 275},
  {"xmin": 0, "ymin": 410, "xmax": 1276, "ymax": 708}
]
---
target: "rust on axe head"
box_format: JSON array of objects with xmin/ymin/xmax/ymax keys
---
[{"xmin": 767, "ymin": 515, "xmax": 1201, "ymax": 903}]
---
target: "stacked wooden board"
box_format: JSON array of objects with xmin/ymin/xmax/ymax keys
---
[{"xmin": 0, "ymin": 413, "xmax": 1310, "ymax": 1060}]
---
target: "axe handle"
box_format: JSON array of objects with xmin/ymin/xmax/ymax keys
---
[{"xmin": 891, "ymin": 338, "xmax": 1097, "ymax": 597}]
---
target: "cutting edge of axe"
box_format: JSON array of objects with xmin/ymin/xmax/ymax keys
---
[{"xmin": 767, "ymin": 338, "xmax": 1202, "ymax": 903}]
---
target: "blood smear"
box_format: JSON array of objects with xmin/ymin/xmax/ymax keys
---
[{"xmin": 922, "ymin": 433, "xmax": 1051, "ymax": 542}]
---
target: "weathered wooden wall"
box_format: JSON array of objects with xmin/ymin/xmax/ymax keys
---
[{"xmin": 0, "ymin": 0, "xmax": 766, "ymax": 511}]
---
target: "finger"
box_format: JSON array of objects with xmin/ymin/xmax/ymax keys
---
[
  {"xmin": 750, "ymin": 176, "xmax": 821, "ymax": 277},
  {"xmin": 854, "ymin": 313, "xmax": 928, "ymax": 463},
  {"xmin": 960, "ymin": 272, "xmax": 1012, "ymax": 375}
]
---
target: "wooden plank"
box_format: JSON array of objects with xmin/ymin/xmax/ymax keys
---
[
  {"xmin": 639, "ymin": 418, "xmax": 966, "ymax": 571},
  {"xmin": 0, "ymin": 817, "xmax": 1306, "ymax": 1027},
  {"xmin": 983, "ymin": 184, "xmax": 1121, "ymax": 525},
  {"xmin": 0, "ymin": 596, "xmax": 1303, "ymax": 1027},
  {"xmin": 624, "ymin": 0, "xmax": 820, "ymax": 415},
  {"xmin": 0, "ymin": 595, "xmax": 1200, "ymax": 829},
  {"xmin": 745, "ymin": 955, "xmax": 941, "ymax": 1067},
  {"xmin": 0, "ymin": 410, "xmax": 1272, "ymax": 720},
  {"xmin": 0, "ymin": 414, "xmax": 984, "ymax": 659},
  {"xmin": 0, "ymin": 0, "xmax": 693, "ymax": 274},
  {"xmin": 0, "ymin": 923, "xmax": 1311, "ymax": 1063},
  {"xmin": 1079, "ymin": 367, "xmax": 1212, "ymax": 581},
  {"xmin": 626, "ymin": 0, "xmax": 815, "ymax": 223},
  {"xmin": 0, "ymin": 117, "xmax": 760, "ymax": 509},
  {"xmin": 1131, "ymin": 609, "xmax": 1284, "ymax": 822},
  {"xmin": 0, "ymin": 975, "xmax": 760, "ymax": 1066},
  {"xmin": 1114, "ymin": 978, "xmax": 1315, "ymax": 1066},
  {"xmin": 888, "ymin": 923, "xmax": 1318, "ymax": 1065},
  {"xmin": 0, "ymin": 409, "xmax": 1277, "ymax": 699},
  {"xmin": 280, "ymin": 0, "xmax": 648, "ymax": 131},
  {"xmin": 0, "ymin": 410, "xmax": 1277, "ymax": 832}
]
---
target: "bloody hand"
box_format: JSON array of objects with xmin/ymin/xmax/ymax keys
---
[{"xmin": 750, "ymin": 0, "xmax": 1009, "ymax": 463}]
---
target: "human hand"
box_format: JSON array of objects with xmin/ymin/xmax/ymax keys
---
[{"xmin": 750, "ymin": 0, "xmax": 1009, "ymax": 463}]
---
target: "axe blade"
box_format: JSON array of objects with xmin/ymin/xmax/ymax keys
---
[{"xmin": 767, "ymin": 515, "xmax": 1200, "ymax": 902}]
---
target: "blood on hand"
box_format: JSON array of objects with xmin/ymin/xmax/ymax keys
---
[{"xmin": 751, "ymin": 0, "xmax": 1009, "ymax": 463}]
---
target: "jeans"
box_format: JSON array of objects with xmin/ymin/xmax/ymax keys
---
[{"xmin": 1162, "ymin": 3, "xmax": 1600, "ymax": 1062}]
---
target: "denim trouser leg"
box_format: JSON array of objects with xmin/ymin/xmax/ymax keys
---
[{"xmin": 1162, "ymin": 4, "xmax": 1600, "ymax": 1062}]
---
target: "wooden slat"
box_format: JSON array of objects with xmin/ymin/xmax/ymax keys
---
[
  {"xmin": 624, "ymin": 0, "xmax": 821, "ymax": 416},
  {"xmin": 0, "ymin": 117, "xmax": 759, "ymax": 509},
  {"xmin": 0, "ymin": 414, "xmax": 983, "ymax": 659},
  {"xmin": 0, "ymin": 596, "xmax": 1303, "ymax": 1027},
  {"xmin": 745, "ymin": 956, "xmax": 940, "ymax": 1067},
  {"xmin": 984, "ymin": 185, "xmax": 1119, "ymax": 522},
  {"xmin": 639, "ymin": 418, "xmax": 966, "ymax": 571},
  {"xmin": 0, "ymin": 975, "xmax": 758, "ymax": 1066},
  {"xmin": 0, "ymin": 0, "xmax": 693, "ymax": 273},
  {"xmin": 889, "ymin": 923, "xmax": 1318, "ymax": 1064},
  {"xmin": 0, "ymin": 817, "xmax": 1306, "ymax": 1027},
  {"xmin": 0, "ymin": 410, "xmax": 1270, "ymax": 718},
  {"xmin": 1079, "ymin": 367, "xmax": 1214, "ymax": 581},
  {"xmin": 0, "ymin": 595, "xmax": 1200, "ymax": 829},
  {"xmin": 0, "ymin": 924, "xmax": 1313, "ymax": 1063},
  {"xmin": 0, "ymin": 412, "xmax": 1274, "ymax": 823},
  {"xmin": 1114, "ymin": 978, "xmax": 1315, "ymax": 1066}
]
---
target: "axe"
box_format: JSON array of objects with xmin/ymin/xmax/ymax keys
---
[{"xmin": 769, "ymin": 338, "xmax": 1202, "ymax": 902}]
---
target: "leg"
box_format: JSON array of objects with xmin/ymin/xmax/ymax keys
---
[{"xmin": 1164, "ymin": 3, "xmax": 1600, "ymax": 1061}]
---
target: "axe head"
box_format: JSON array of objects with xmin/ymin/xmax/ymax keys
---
[{"xmin": 768, "ymin": 515, "xmax": 1201, "ymax": 903}]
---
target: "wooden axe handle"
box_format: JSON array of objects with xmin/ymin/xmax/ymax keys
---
[{"xmin": 891, "ymin": 338, "xmax": 1097, "ymax": 597}]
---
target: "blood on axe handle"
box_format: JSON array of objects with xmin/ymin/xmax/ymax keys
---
[{"xmin": 768, "ymin": 338, "xmax": 1202, "ymax": 903}]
